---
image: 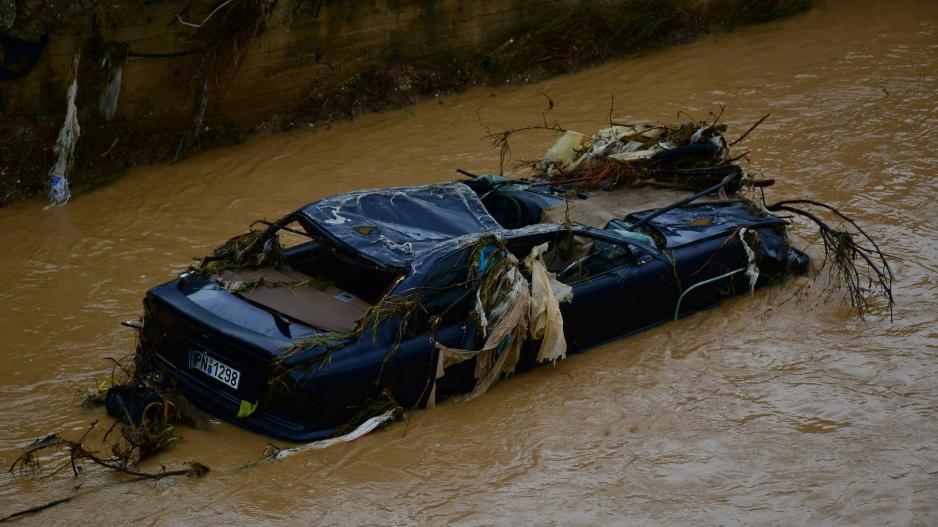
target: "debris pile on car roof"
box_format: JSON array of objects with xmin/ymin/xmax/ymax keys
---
[
  {"xmin": 527, "ymin": 113, "xmax": 777, "ymax": 195},
  {"xmin": 541, "ymin": 122, "xmax": 729, "ymax": 189}
]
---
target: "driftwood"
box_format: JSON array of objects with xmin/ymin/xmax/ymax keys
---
[{"xmin": 729, "ymin": 113, "xmax": 770, "ymax": 146}]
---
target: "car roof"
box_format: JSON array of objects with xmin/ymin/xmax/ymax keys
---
[
  {"xmin": 295, "ymin": 182, "xmax": 503, "ymax": 269},
  {"xmin": 294, "ymin": 181, "xmax": 786, "ymax": 271}
]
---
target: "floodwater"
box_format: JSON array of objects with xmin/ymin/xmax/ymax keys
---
[{"xmin": 1, "ymin": 0, "xmax": 937, "ymax": 524}]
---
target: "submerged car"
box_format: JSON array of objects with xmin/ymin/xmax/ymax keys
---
[{"xmin": 137, "ymin": 179, "xmax": 808, "ymax": 441}]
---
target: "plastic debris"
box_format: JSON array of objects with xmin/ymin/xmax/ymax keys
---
[
  {"xmin": 48, "ymin": 56, "xmax": 80, "ymax": 205},
  {"xmin": 263, "ymin": 409, "xmax": 396, "ymax": 459},
  {"xmin": 536, "ymin": 119, "xmax": 732, "ymax": 192},
  {"xmin": 105, "ymin": 385, "xmax": 161, "ymax": 424},
  {"xmin": 525, "ymin": 242, "xmax": 573, "ymax": 364},
  {"xmin": 98, "ymin": 58, "xmax": 122, "ymax": 121},
  {"xmin": 544, "ymin": 130, "xmax": 589, "ymax": 171},
  {"xmin": 433, "ymin": 240, "xmax": 574, "ymax": 402},
  {"xmin": 237, "ymin": 399, "xmax": 259, "ymax": 418},
  {"xmin": 739, "ymin": 227, "xmax": 760, "ymax": 294}
]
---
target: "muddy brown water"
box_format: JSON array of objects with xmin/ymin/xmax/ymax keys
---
[{"xmin": 2, "ymin": 1, "xmax": 937, "ymax": 524}]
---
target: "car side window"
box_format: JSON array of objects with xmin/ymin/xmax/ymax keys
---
[{"xmin": 524, "ymin": 232, "xmax": 634, "ymax": 284}]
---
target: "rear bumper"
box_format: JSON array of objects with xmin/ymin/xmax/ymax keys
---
[
  {"xmin": 141, "ymin": 279, "xmax": 345, "ymax": 443},
  {"xmin": 149, "ymin": 353, "xmax": 338, "ymax": 443}
]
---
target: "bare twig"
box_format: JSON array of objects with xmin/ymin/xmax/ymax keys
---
[
  {"xmin": 9, "ymin": 427, "xmax": 207, "ymax": 480},
  {"xmin": 1, "ymin": 462, "xmax": 208, "ymax": 523},
  {"xmin": 730, "ymin": 113, "xmax": 770, "ymax": 146},
  {"xmin": 481, "ymin": 119, "xmax": 566, "ymax": 176}
]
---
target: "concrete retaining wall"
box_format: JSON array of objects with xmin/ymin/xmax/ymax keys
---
[
  {"xmin": 2, "ymin": 0, "xmax": 567, "ymax": 126},
  {"xmin": 0, "ymin": 0, "xmax": 811, "ymax": 205}
]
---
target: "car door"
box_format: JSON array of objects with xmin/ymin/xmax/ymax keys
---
[
  {"xmin": 559, "ymin": 233, "xmax": 677, "ymax": 350},
  {"xmin": 374, "ymin": 244, "xmax": 478, "ymax": 404}
]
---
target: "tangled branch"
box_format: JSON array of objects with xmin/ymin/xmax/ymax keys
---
[
  {"xmin": 482, "ymin": 118, "xmax": 566, "ymax": 176},
  {"xmin": 766, "ymin": 199, "xmax": 894, "ymax": 319},
  {"xmin": 8, "ymin": 421, "xmax": 209, "ymax": 480},
  {"xmin": 4, "ymin": 428, "xmax": 207, "ymax": 522}
]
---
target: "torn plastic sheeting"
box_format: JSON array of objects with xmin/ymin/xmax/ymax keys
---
[
  {"xmin": 540, "ymin": 121, "xmax": 732, "ymax": 183},
  {"xmin": 608, "ymin": 146, "xmax": 663, "ymax": 163},
  {"xmin": 433, "ymin": 249, "xmax": 530, "ymax": 403},
  {"xmin": 48, "ymin": 58, "xmax": 80, "ymax": 205},
  {"xmin": 544, "ymin": 130, "xmax": 589, "ymax": 167},
  {"xmin": 432, "ymin": 241, "xmax": 574, "ymax": 403},
  {"xmin": 557, "ymin": 124, "xmax": 667, "ymax": 171},
  {"xmin": 99, "ymin": 64, "xmax": 122, "ymax": 121},
  {"xmin": 524, "ymin": 242, "xmax": 572, "ymax": 364},
  {"xmin": 469, "ymin": 261, "xmax": 530, "ymax": 398},
  {"xmin": 739, "ymin": 227, "xmax": 760, "ymax": 293},
  {"xmin": 589, "ymin": 126, "xmax": 641, "ymax": 156},
  {"xmin": 264, "ymin": 410, "xmax": 395, "ymax": 459},
  {"xmin": 297, "ymin": 182, "xmax": 502, "ymax": 269}
]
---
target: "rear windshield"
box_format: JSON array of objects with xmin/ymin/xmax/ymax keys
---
[{"xmin": 282, "ymin": 241, "xmax": 401, "ymax": 304}]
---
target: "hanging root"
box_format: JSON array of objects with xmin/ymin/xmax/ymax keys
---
[
  {"xmin": 267, "ymin": 291, "xmax": 425, "ymax": 393},
  {"xmin": 766, "ymin": 199, "xmax": 894, "ymax": 319},
  {"xmin": 266, "ymin": 332, "xmax": 349, "ymax": 392}
]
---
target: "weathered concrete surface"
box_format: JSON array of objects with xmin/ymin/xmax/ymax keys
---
[
  {"xmin": 0, "ymin": 0, "xmax": 812, "ymax": 205},
  {"xmin": 3, "ymin": 0, "xmax": 572, "ymax": 125}
]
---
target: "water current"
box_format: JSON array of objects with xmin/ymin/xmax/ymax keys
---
[{"xmin": 0, "ymin": 0, "xmax": 936, "ymax": 524}]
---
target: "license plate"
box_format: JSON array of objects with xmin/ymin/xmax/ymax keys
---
[{"xmin": 188, "ymin": 349, "xmax": 240, "ymax": 389}]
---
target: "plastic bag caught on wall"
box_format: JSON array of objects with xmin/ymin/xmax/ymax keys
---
[
  {"xmin": 48, "ymin": 65, "xmax": 80, "ymax": 205},
  {"xmin": 98, "ymin": 63, "xmax": 122, "ymax": 121}
]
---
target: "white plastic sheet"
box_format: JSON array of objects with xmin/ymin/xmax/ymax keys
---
[
  {"xmin": 264, "ymin": 410, "xmax": 396, "ymax": 459},
  {"xmin": 739, "ymin": 227, "xmax": 760, "ymax": 293},
  {"xmin": 99, "ymin": 64, "xmax": 122, "ymax": 121}
]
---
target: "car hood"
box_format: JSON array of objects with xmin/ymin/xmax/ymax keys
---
[{"xmin": 295, "ymin": 182, "xmax": 503, "ymax": 269}]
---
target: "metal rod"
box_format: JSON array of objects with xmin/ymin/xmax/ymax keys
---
[
  {"xmin": 674, "ymin": 267, "xmax": 745, "ymax": 320},
  {"xmin": 627, "ymin": 169, "xmax": 741, "ymax": 231}
]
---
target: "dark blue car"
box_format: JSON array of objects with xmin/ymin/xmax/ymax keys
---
[{"xmin": 138, "ymin": 181, "xmax": 808, "ymax": 441}]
